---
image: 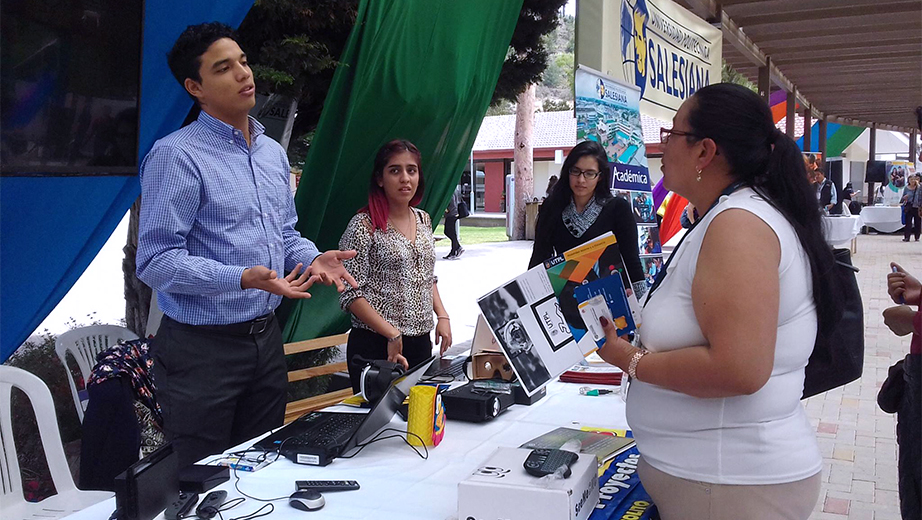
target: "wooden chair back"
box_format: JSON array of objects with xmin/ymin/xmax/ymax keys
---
[{"xmin": 283, "ymin": 333, "xmax": 352, "ymax": 424}]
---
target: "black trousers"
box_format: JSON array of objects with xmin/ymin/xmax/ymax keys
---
[
  {"xmin": 904, "ymin": 206, "xmax": 921, "ymax": 240},
  {"xmin": 151, "ymin": 314, "xmax": 287, "ymax": 468},
  {"xmin": 346, "ymin": 327, "xmax": 432, "ymax": 393},
  {"xmin": 444, "ymin": 214, "xmax": 461, "ymax": 254},
  {"xmin": 898, "ymin": 354, "xmax": 921, "ymax": 520}
]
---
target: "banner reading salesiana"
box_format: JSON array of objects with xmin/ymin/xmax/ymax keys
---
[{"xmin": 576, "ymin": 0, "xmax": 722, "ymax": 123}]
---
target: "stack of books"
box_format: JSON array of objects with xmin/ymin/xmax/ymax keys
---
[{"xmin": 559, "ymin": 364, "xmax": 623, "ymax": 385}]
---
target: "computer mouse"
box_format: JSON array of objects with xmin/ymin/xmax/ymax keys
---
[{"xmin": 289, "ymin": 489, "xmax": 325, "ymax": 511}]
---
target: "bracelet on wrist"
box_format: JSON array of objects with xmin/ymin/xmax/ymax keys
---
[
  {"xmin": 627, "ymin": 349, "xmax": 648, "ymax": 380},
  {"xmin": 386, "ymin": 332, "xmax": 402, "ymax": 343},
  {"xmin": 436, "ymin": 315, "xmax": 450, "ymax": 321}
]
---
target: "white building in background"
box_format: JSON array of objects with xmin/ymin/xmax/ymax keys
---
[{"xmin": 468, "ymin": 111, "xmax": 667, "ymax": 213}]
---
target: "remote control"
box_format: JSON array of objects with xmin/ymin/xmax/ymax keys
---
[
  {"xmin": 195, "ymin": 490, "xmax": 227, "ymax": 519},
  {"xmin": 295, "ymin": 480, "xmax": 361, "ymax": 492},
  {"xmin": 523, "ymin": 448, "xmax": 579, "ymax": 478},
  {"xmin": 164, "ymin": 491, "xmax": 199, "ymax": 520}
]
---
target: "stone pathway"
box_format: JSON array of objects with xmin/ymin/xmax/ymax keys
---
[{"xmin": 807, "ymin": 234, "xmax": 920, "ymax": 519}]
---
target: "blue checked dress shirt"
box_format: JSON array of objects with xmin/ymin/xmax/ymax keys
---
[{"xmin": 137, "ymin": 111, "xmax": 320, "ymax": 325}]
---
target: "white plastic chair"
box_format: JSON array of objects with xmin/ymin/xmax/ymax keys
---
[
  {"xmin": 55, "ymin": 325, "xmax": 138, "ymax": 422},
  {"xmin": 0, "ymin": 365, "xmax": 112, "ymax": 519}
]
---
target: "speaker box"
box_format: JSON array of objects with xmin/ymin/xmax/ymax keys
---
[
  {"xmin": 114, "ymin": 443, "xmax": 179, "ymax": 520},
  {"xmin": 512, "ymin": 381, "xmax": 546, "ymax": 405},
  {"xmin": 442, "ymin": 382, "xmax": 514, "ymax": 422},
  {"xmin": 865, "ymin": 160, "xmax": 886, "ymax": 183}
]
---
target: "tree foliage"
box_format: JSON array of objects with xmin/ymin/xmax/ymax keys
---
[
  {"xmin": 236, "ymin": 0, "xmax": 359, "ymax": 151},
  {"xmin": 234, "ymin": 0, "xmax": 566, "ymax": 162},
  {"xmin": 721, "ymin": 61, "xmax": 756, "ymax": 92},
  {"xmin": 491, "ymin": 0, "xmax": 568, "ymax": 105}
]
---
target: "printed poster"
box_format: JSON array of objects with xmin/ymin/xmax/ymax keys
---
[
  {"xmin": 882, "ymin": 161, "xmax": 914, "ymax": 206},
  {"xmin": 576, "ymin": 66, "xmax": 662, "ymax": 289},
  {"xmin": 477, "ymin": 267, "xmax": 584, "ymax": 396}
]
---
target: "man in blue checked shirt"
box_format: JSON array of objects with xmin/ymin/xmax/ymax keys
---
[{"xmin": 137, "ymin": 22, "xmax": 357, "ymax": 468}]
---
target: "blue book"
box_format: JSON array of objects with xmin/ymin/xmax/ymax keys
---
[{"xmin": 573, "ymin": 274, "xmax": 636, "ymax": 347}]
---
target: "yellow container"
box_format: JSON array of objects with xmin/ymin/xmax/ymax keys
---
[{"xmin": 407, "ymin": 385, "xmax": 445, "ymax": 447}]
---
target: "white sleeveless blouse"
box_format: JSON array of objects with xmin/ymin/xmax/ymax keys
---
[{"xmin": 627, "ymin": 187, "xmax": 822, "ymax": 485}]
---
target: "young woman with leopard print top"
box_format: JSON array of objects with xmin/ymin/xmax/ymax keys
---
[{"xmin": 339, "ymin": 140, "xmax": 452, "ymax": 393}]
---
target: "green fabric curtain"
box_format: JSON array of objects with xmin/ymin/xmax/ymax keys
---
[{"xmin": 280, "ymin": 0, "xmax": 523, "ymax": 342}]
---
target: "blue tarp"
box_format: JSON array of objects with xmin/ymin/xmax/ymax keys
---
[{"xmin": 0, "ymin": 1, "xmax": 255, "ymax": 362}]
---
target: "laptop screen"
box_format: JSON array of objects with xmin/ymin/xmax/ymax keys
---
[{"xmin": 343, "ymin": 355, "xmax": 436, "ymax": 454}]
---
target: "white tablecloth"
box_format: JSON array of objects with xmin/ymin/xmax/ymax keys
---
[
  {"xmin": 822, "ymin": 215, "xmax": 863, "ymax": 248},
  {"xmin": 64, "ymin": 381, "xmax": 627, "ymax": 520},
  {"xmin": 860, "ymin": 205, "xmax": 904, "ymax": 233}
]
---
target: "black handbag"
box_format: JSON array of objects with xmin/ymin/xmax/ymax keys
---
[
  {"xmin": 802, "ymin": 248, "xmax": 865, "ymax": 399},
  {"xmin": 457, "ymin": 200, "xmax": 471, "ymax": 219}
]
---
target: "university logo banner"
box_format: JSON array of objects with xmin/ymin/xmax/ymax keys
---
[{"xmin": 577, "ymin": 0, "xmax": 722, "ymax": 122}]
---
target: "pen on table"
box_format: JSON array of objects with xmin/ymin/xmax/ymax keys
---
[
  {"xmin": 893, "ymin": 265, "xmax": 906, "ymax": 304},
  {"xmin": 579, "ymin": 387, "xmax": 615, "ymax": 396}
]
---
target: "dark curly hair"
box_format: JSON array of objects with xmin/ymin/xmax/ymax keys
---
[{"xmin": 167, "ymin": 22, "xmax": 238, "ymax": 92}]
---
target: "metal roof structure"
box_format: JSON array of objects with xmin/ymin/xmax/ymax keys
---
[{"xmin": 677, "ymin": 0, "xmax": 922, "ymax": 133}]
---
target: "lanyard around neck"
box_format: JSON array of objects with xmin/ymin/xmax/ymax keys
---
[{"xmin": 643, "ymin": 181, "xmax": 747, "ymax": 307}]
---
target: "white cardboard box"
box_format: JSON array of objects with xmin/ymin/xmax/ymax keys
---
[{"xmin": 458, "ymin": 447, "xmax": 599, "ymax": 520}]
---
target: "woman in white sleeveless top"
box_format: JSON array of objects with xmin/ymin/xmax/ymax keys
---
[{"xmin": 596, "ymin": 83, "xmax": 840, "ymax": 520}]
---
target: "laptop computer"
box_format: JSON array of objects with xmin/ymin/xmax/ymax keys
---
[
  {"xmin": 423, "ymin": 314, "xmax": 499, "ymax": 380},
  {"xmin": 253, "ymin": 355, "xmax": 436, "ymax": 466}
]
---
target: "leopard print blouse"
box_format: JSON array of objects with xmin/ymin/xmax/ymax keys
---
[{"xmin": 339, "ymin": 207, "xmax": 436, "ymax": 336}]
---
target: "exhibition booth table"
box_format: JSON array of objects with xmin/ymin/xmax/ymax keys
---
[
  {"xmin": 64, "ymin": 381, "xmax": 627, "ymax": 520},
  {"xmin": 859, "ymin": 205, "xmax": 904, "ymax": 233},
  {"xmin": 822, "ymin": 215, "xmax": 863, "ymax": 253}
]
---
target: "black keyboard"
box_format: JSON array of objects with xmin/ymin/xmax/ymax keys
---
[
  {"xmin": 425, "ymin": 354, "xmax": 468, "ymax": 379},
  {"xmin": 285, "ymin": 413, "xmax": 365, "ymax": 448}
]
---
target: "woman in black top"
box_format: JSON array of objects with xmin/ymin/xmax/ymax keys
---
[{"xmin": 529, "ymin": 140, "xmax": 645, "ymax": 294}]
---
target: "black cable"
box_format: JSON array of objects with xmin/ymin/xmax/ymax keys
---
[
  {"xmin": 338, "ymin": 428, "xmax": 429, "ymax": 460},
  {"xmin": 419, "ymin": 373, "xmax": 454, "ymax": 385},
  {"xmin": 219, "ymin": 498, "xmax": 246, "ymax": 511},
  {"xmin": 227, "ymin": 436, "xmax": 297, "ymax": 503},
  {"xmin": 195, "ymin": 496, "xmax": 245, "ymax": 520},
  {"xmin": 228, "ymin": 503, "xmax": 273, "ymax": 520}
]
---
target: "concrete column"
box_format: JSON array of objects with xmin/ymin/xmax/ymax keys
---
[
  {"xmin": 868, "ymin": 124, "xmax": 877, "ymax": 205},
  {"xmin": 803, "ymin": 107, "xmax": 812, "ymax": 152},
  {"xmin": 786, "ymin": 90, "xmax": 796, "ymax": 138},
  {"xmin": 910, "ymin": 130, "xmax": 918, "ymax": 165},
  {"xmin": 758, "ymin": 57, "xmax": 772, "ymax": 105},
  {"xmin": 818, "ymin": 118, "xmax": 827, "ymax": 164}
]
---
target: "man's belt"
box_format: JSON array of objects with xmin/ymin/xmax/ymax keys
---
[{"xmin": 169, "ymin": 313, "xmax": 275, "ymax": 336}]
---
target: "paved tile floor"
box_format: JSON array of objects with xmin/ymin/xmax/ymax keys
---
[
  {"xmin": 807, "ymin": 234, "xmax": 920, "ymax": 519},
  {"xmin": 435, "ymin": 233, "xmax": 920, "ymax": 519}
]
